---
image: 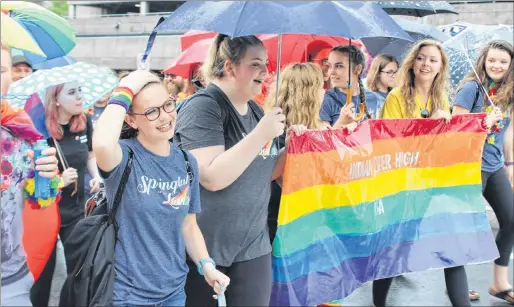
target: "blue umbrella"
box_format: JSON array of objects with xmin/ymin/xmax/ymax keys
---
[
  {"xmin": 443, "ymin": 24, "xmax": 513, "ymax": 88},
  {"xmin": 150, "ymin": 0, "xmax": 413, "ymax": 122},
  {"xmin": 32, "ymin": 55, "xmax": 77, "ymax": 70},
  {"xmin": 155, "ymin": 1, "xmax": 412, "ymax": 40},
  {"xmin": 361, "ymin": 18, "xmax": 451, "ymax": 61},
  {"xmin": 375, "ymin": 1, "xmax": 458, "ymax": 17}
]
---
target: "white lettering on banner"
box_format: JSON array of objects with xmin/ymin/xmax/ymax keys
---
[
  {"xmin": 137, "ymin": 175, "xmax": 189, "ymax": 195},
  {"xmin": 348, "ymin": 152, "xmax": 421, "ymax": 180},
  {"xmin": 375, "ymin": 200, "xmax": 385, "ymax": 216}
]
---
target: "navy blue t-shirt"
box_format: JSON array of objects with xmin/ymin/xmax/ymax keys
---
[
  {"xmin": 454, "ymin": 81, "xmax": 512, "ymax": 173},
  {"xmin": 320, "ymin": 88, "xmax": 381, "ymax": 126},
  {"xmin": 102, "ymin": 138, "xmax": 201, "ymax": 305}
]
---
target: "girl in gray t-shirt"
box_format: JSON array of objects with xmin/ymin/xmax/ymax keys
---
[{"xmin": 93, "ymin": 70, "xmax": 229, "ymax": 306}]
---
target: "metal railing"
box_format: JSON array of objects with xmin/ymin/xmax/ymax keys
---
[{"xmin": 66, "ymin": 11, "xmax": 172, "ymax": 19}]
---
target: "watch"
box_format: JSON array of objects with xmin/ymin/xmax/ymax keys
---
[{"xmin": 197, "ymin": 258, "xmax": 216, "ymax": 276}]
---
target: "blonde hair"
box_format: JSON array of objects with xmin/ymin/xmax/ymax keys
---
[
  {"xmin": 457, "ymin": 40, "xmax": 513, "ymax": 112},
  {"xmin": 366, "ymin": 54, "xmax": 398, "ymax": 92},
  {"xmin": 201, "ymin": 34, "xmax": 264, "ymax": 83},
  {"xmin": 264, "ymin": 62, "xmax": 324, "ymax": 129},
  {"xmin": 397, "ymin": 39, "xmax": 450, "ymax": 118}
]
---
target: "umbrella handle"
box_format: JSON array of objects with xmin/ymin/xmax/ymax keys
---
[{"xmin": 346, "ymin": 88, "xmax": 365, "ymax": 122}]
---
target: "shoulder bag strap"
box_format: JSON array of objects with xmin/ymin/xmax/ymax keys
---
[
  {"xmin": 108, "ymin": 147, "xmax": 134, "ymax": 223},
  {"xmin": 179, "ymin": 148, "xmax": 194, "ymax": 184},
  {"xmin": 53, "ymin": 137, "xmax": 78, "ymax": 195}
]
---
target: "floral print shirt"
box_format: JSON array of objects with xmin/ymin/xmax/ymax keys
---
[{"xmin": 1, "ymin": 127, "xmax": 32, "ymax": 284}]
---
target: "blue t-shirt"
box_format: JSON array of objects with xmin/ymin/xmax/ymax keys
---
[
  {"xmin": 102, "ymin": 138, "xmax": 201, "ymax": 306},
  {"xmin": 454, "ymin": 81, "xmax": 512, "ymax": 173},
  {"xmin": 320, "ymin": 88, "xmax": 382, "ymax": 126}
]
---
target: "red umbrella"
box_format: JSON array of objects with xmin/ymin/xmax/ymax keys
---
[
  {"xmin": 167, "ymin": 32, "xmax": 363, "ymax": 78},
  {"xmin": 180, "ymin": 30, "xmax": 216, "ymax": 51},
  {"xmin": 164, "ymin": 38, "xmax": 212, "ymax": 78}
]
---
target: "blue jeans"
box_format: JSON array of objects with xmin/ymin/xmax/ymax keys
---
[{"xmin": 155, "ymin": 293, "xmax": 186, "ymax": 307}]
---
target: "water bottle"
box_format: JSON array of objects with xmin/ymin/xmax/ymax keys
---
[{"xmin": 34, "ymin": 140, "xmax": 51, "ymax": 199}]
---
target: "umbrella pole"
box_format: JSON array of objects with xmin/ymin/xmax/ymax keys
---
[
  {"xmin": 464, "ymin": 35, "xmax": 496, "ymax": 107},
  {"xmin": 274, "ymin": 33, "xmax": 283, "ymax": 107}
]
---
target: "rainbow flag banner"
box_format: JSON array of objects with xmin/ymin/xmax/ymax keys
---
[{"xmin": 271, "ymin": 114, "xmax": 499, "ymax": 306}]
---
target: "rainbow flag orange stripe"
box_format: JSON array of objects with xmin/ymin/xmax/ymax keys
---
[{"xmin": 270, "ymin": 114, "xmax": 499, "ymax": 306}]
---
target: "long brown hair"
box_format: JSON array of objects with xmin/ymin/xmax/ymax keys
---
[
  {"xmin": 366, "ymin": 54, "xmax": 398, "ymax": 92},
  {"xmin": 264, "ymin": 62, "xmax": 325, "ymax": 129},
  {"xmin": 457, "ymin": 40, "xmax": 514, "ymax": 113},
  {"xmin": 397, "ymin": 39, "xmax": 450, "ymax": 118}
]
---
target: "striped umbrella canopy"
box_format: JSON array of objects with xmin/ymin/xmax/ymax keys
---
[
  {"xmin": 1, "ymin": 12, "xmax": 44, "ymax": 56},
  {"xmin": 1, "ymin": 1, "xmax": 76, "ymax": 64}
]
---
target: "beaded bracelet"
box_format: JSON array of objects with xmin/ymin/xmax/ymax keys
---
[
  {"xmin": 24, "ymin": 170, "xmax": 64, "ymax": 209},
  {"xmin": 108, "ymin": 87, "xmax": 134, "ymax": 112},
  {"xmin": 505, "ymin": 161, "xmax": 514, "ymax": 167}
]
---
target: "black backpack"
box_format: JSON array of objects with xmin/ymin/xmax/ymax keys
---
[{"xmin": 59, "ymin": 147, "xmax": 193, "ymax": 306}]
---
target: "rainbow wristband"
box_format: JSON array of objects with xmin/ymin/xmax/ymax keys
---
[{"xmin": 108, "ymin": 87, "xmax": 134, "ymax": 111}]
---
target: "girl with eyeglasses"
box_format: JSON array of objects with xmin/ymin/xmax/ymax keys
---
[
  {"xmin": 92, "ymin": 70, "xmax": 229, "ymax": 306},
  {"xmin": 452, "ymin": 40, "xmax": 514, "ymax": 304},
  {"xmin": 365, "ymin": 54, "xmax": 399, "ymax": 112},
  {"xmin": 376, "ymin": 39, "xmax": 471, "ymax": 307}
]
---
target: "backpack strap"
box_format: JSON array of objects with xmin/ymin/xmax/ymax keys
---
[
  {"xmin": 472, "ymin": 80, "xmax": 481, "ymax": 110},
  {"xmin": 179, "ymin": 148, "xmax": 194, "ymax": 184},
  {"xmin": 108, "ymin": 147, "xmax": 134, "ymax": 223}
]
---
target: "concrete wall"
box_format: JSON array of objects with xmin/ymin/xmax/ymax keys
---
[
  {"xmin": 425, "ymin": 1, "xmax": 514, "ymax": 25},
  {"xmin": 66, "ymin": 1, "xmax": 513, "ymax": 71}
]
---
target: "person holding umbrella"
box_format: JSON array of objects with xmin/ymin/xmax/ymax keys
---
[
  {"xmin": 29, "ymin": 81, "xmax": 102, "ymax": 307},
  {"xmin": 320, "ymin": 45, "xmax": 381, "ymax": 130},
  {"xmin": 174, "ymin": 33, "xmax": 290, "ymax": 306},
  {"xmin": 452, "ymin": 40, "xmax": 514, "ymax": 304}
]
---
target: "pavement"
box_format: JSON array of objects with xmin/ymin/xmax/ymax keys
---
[{"xmin": 49, "ymin": 206, "xmax": 513, "ymax": 306}]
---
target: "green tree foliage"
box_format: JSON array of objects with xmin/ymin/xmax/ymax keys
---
[{"xmin": 49, "ymin": 1, "xmax": 69, "ymax": 17}]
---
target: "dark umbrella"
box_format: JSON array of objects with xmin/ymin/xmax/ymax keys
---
[
  {"xmin": 361, "ymin": 18, "xmax": 451, "ymax": 61},
  {"xmin": 151, "ymin": 1, "xmax": 412, "ymax": 122},
  {"xmin": 375, "ymin": 0, "xmax": 458, "ymax": 17}
]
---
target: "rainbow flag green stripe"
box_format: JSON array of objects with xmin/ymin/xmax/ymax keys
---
[
  {"xmin": 273, "ymin": 184, "xmax": 484, "ymax": 258},
  {"xmin": 271, "ymin": 114, "xmax": 498, "ymax": 306}
]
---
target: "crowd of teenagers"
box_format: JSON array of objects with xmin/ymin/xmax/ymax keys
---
[{"xmin": 1, "ymin": 33, "xmax": 513, "ymax": 307}]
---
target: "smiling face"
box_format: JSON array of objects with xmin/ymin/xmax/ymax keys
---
[
  {"xmin": 57, "ymin": 81, "xmax": 84, "ymax": 116},
  {"xmin": 412, "ymin": 45, "xmax": 443, "ymax": 84},
  {"xmin": 485, "ymin": 48, "xmax": 511, "ymax": 83},
  {"xmin": 229, "ymin": 45, "xmax": 268, "ymax": 99},
  {"xmin": 127, "ymin": 82, "xmax": 177, "ymax": 142},
  {"xmin": 327, "ymin": 51, "xmax": 361, "ymax": 89}
]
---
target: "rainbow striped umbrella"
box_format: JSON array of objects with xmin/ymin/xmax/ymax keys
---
[
  {"xmin": 1, "ymin": 12, "xmax": 44, "ymax": 56},
  {"xmin": 1, "ymin": 1, "xmax": 76, "ymax": 64}
]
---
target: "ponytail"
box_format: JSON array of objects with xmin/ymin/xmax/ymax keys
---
[{"xmin": 200, "ymin": 33, "xmax": 264, "ymax": 83}]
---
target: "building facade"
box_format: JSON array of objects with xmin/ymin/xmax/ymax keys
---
[{"xmin": 66, "ymin": 0, "xmax": 513, "ymax": 71}]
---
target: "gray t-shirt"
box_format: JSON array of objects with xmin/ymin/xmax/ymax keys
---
[
  {"xmin": 102, "ymin": 138, "xmax": 201, "ymax": 305},
  {"xmin": 174, "ymin": 84, "xmax": 278, "ymax": 267}
]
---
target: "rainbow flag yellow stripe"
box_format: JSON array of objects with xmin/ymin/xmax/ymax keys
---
[{"xmin": 270, "ymin": 114, "xmax": 499, "ymax": 306}]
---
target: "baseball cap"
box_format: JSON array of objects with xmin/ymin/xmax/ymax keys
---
[{"xmin": 12, "ymin": 55, "xmax": 32, "ymax": 68}]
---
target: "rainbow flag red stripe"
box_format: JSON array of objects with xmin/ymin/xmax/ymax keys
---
[{"xmin": 270, "ymin": 114, "xmax": 499, "ymax": 306}]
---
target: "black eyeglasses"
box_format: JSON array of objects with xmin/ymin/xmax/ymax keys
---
[
  {"xmin": 380, "ymin": 70, "xmax": 398, "ymax": 77},
  {"xmin": 128, "ymin": 98, "xmax": 176, "ymax": 121}
]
